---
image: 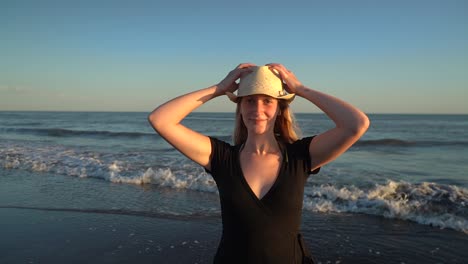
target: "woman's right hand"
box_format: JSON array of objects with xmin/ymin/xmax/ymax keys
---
[{"xmin": 215, "ymin": 63, "xmax": 256, "ymax": 96}]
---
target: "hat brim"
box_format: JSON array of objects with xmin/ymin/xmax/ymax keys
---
[{"xmin": 225, "ymin": 92, "xmax": 295, "ymax": 103}]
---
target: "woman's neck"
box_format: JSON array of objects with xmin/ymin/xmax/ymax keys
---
[{"xmin": 242, "ymin": 134, "xmax": 281, "ymax": 155}]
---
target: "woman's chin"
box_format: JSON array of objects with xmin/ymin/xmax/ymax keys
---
[{"xmin": 247, "ymin": 126, "xmax": 269, "ymax": 135}]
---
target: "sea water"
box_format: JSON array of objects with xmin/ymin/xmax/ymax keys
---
[{"xmin": 0, "ymin": 111, "xmax": 467, "ymax": 235}]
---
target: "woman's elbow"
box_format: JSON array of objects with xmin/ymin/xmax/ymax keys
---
[
  {"xmin": 344, "ymin": 113, "xmax": 370, "ymax": 138},
  {"xmin": 354, "ymin": 113, "xmax": 370, "ymax": 137},
  {"xmin": 148, "ymin": 111, "xmax": 163, "ymax": 131}
]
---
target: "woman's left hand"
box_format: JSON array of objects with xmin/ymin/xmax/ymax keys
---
[{"xmin": 266, "ymin": 63, "xmax": 303, "ymax": 94}]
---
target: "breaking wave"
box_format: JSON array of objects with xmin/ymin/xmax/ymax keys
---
[
  {"xmin": 2, "ymin": 143, "xmax": 467, "ymax": 234},
  {"xmin": 304, "ymin": 181, "xmax": 468, "ymax": 234},
  {"xmin": 1, "ymin": 144, "xmax": 217, "ymax": 193}
]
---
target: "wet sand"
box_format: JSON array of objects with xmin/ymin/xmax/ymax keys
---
[{"xmin": 1, "ymin": 207, "xmax": 467, "ymax": 264}]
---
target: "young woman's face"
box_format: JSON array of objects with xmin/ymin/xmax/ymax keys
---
[{"xmin": 239, "ymin": 94, "xmax": 279, "ymax": 136}]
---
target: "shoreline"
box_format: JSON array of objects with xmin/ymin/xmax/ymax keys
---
[{"xmin": 2, "ymin": 207, "xmax": 467, "ymax": 264}]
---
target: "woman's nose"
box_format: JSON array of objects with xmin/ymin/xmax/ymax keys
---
[{"xmin": 251, "ymin": 100, "xmax": 263, "ymax": 111}]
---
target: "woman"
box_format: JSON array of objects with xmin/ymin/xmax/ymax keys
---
[{"xmin": 148, "ymin": 63, "xmax": 369, "ymax": 263}]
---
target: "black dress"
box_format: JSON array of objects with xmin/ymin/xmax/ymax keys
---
[{"xmin": 206, "ymin": 136, "xmax": 319, "ymax": 264}]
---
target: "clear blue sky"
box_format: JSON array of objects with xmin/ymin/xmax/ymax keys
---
[{"xmin": 1, "ymin": 0, "xmax": 467, "ymax": 113}]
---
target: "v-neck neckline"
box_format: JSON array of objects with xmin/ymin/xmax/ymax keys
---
[{"xmin": 237, "ymin": 143, "xmax": 286, "ymax": 202}]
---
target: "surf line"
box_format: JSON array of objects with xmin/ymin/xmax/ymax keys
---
[{"xmin": 0, "ymin": 205, "xmax": 219, "ymax": 221}]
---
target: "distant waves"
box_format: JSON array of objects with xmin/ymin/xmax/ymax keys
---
[
  {"xmin": 0, "ymin": 127, "xmax": 157, "ymax": 139},
  {"xmin": 0, "ymin": 127, "xmax": 233, "ymax": 142},
  {"xmin": 355, "ymin": 138, "xmax": 468, "ymax": 148},
  {"xmin": 2, "ymin": 126, "xmax": 468, "ymax": 148}
]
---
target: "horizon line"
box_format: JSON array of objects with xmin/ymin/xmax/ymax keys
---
[{"xmin": 0, "ymin": 110, "xmax": 467, "ymax": 115}]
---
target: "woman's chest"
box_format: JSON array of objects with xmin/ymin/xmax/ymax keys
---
[{"xmin": 240, "ymin": 154, "xmax": 282, "ymax": 200}]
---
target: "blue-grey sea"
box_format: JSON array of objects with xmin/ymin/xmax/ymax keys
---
[{"xmin": 1, "ymin": 111, "xmax": 467, "ymax": 263}]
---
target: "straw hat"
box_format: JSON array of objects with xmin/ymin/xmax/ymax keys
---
[{"xmin": 225, "ymin": 65, "xmax": 295, "ymax": 103}]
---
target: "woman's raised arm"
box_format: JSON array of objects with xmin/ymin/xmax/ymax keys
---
[
  {"xmin": 296, "ymin": 86, "xmax": 369, "ymax": 171},
  {"xmin": 267, "ymin": 63, "xmax": 370, "ymax": 171},
  {"xmin": 148, "ymin": 63, "xmax": 255, "ymax": 170}
]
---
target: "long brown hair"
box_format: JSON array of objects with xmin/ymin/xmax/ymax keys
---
[{"xmin": 232, "ymin": 99, "xmax": 301, "ymax": 145}]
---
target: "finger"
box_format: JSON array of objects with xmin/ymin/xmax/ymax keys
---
[
  {"xmin": 266, "ymin": 64, "xmax": 285, "ymax": 73},
  {"xmin": 237, "ymin": 63, "xmax": 257, "ymax": 69},
  {"xmin": 266, "ymin": 64, "xmax": 279, "ymax": 73},
  {"xmin": 267, "ymin": 65, "xmax": 288, "ymax": 79},
  {"xmin": 238, "ymin": 66, "xmax": 255, "ymax": 77},
  {"xmin": 279, "ymin": 69, "xmax": 293, "ymax": 84},
  {"xmin": 282, "ymin": 83, "xmax": 291, "ymax": 92},
  {"xmin": 267, "ymin": 63, "xmax": 291, "ymax": 74},
  {"xmin": 228, "ymin": 66, "xmax": 254, "ymax": 83},
  {"xmin": 239, "ymin": 69, "xmax": 251, "ymax": 78},
  {"xmin": 266, "ymin": 63, "xmax": 289, "ymax": 73},
  {"xmin": 280, "ymin": 71, "xmax": 289, "ymax": 82}
]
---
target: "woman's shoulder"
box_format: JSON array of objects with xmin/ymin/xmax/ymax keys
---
[
  {"xmin": 287, "ymin": 136, "xmax": 316, "ymax": 147},
  {"xmin": 206, "ymin": 136, "xmax": 241, "ymax": 176},
  {"xmin": 208, "ymin": 136, "xmax": 241, "ymax": 153},
  {"xmin": 285, "ymin": 136, "xmax": 320, "ymax": 174},
  {"xmin": 284, "ymin": 136, "xmax": 315, "ymax": 157}
]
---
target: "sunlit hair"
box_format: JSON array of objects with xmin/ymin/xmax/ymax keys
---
[{"xmin": 232, "ymin": 98, "xmax": 301, "ymax": 145}]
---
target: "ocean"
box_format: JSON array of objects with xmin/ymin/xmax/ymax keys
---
[{"xmin": 1, "ymin": 111, "xmax": 467, "ymax": 263}]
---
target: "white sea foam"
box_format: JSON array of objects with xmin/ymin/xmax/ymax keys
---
[
  {"xmin": 2, "ymin": 143, "xmax": 467, "ymax": 234},
  {"xmin": 105, "ymin": 167, "xmax": 217, "ymax": 193},
  {"xmin": 4, "ymin": 156, "xmax": 20, "ymax": 169},
  {"xmin": 1, "ymin": 144, "xmax": 218, "ymax": 192},
  {"xmin": 303, "ymin": 180, "xmax": 468, "ymax": 234},
  {"xmin": 32, "ymin": 161, "xmax": 47, "ymax": 172}
]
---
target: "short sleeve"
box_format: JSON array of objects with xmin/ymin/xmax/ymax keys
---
[
  {"xmin": 204, "ymin": 137, "xmax": 233, "ymax": 180},
  {"xmin": 290, "ymin": 136, "xmax": 320, "ymax": 175}
]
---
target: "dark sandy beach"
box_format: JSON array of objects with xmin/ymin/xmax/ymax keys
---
[
  {"xmin": 1, "ymin": 207, "xmax": 218, "ymax": 264},
  {"xmin": 2, "ymin": 206, "xmax": 467, "ymax": 264}
]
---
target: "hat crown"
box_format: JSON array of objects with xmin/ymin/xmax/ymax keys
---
[
  {"xmin": 237, "ymin": 66, "xmax": 284, "ymax": 97},
  {"xmin": 225, "ymin": 65, "xmax": 295, "ymax": 102}
]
